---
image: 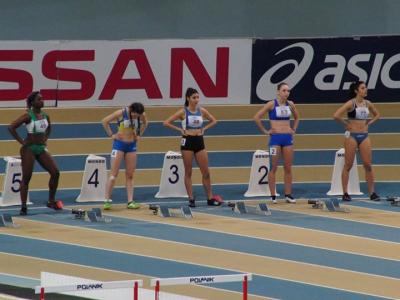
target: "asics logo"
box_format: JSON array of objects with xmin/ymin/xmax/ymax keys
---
[
  {"xmin": 256, "ymin": 41, "xmax": 400, "ymax": 101},
  {"xmin": 256, "ymin": 42, "xmax": 314, "ymax": 100}
]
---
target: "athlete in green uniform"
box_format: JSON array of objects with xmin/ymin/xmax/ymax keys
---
[{"xmin": 8, "ymin": 92, "xmax": 62, "ymax": 215}]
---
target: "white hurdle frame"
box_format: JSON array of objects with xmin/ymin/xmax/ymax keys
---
[
  {"xmin": 150, "ymin": 273, "xmax": 252, "ymax": 300},
  {"xmin": 35, "ymin": 279, "xmax": 143, "ymax": 300}
]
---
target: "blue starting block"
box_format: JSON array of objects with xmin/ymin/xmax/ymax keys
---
[
  {"xmin": 0, "ymin": 214, "xmax": 20, "ymax": 228},
  {"xmin": 149, "ymin": 205, "xmax": 193, "ymax": 218},
  {"xmin": 231, "ymin": 202, "xmax": 271, "ymax": 216},
  {"xmin": 309, "ymin": 199, "xmax": 350, "ymax": 212},
  {"xmin": 72, "ymin": 208, "xmax": 111, "ymax": 223},
  {"xmin": 386, "ymin": 197, "xmax": 400, "ymax": 206}
]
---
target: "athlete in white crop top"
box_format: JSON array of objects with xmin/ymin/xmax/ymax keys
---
[
  {"xmin": 163, "ymin": 87, "xmax": 223, "ymax": 207},
  {"xmin": 333, "ymin": 81, "xmax": 381, "ymax": 202}
]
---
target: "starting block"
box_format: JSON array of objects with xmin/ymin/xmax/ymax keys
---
[
  {"xmin": 308, "ymin": 199, "xmax": 350, "ymax": 213},
  {"xmin": 71, "ymin": 208, "xmax": 111, "ymax": 223},
  {"xmin": 228, "ymin": 201, "xmax": 271, "ymax": 216},
  {"xmin": 149, "ymin": 204, "xmax": 193, "ymax": 219},
  {"xmin": 386, "ymin": 197, "xmax": 400, "ymax": 206},
  {"xmin": 0, "ymin": 214, "xmax": 20, "ymax": 228}
]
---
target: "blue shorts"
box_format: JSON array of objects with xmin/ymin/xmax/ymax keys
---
[
  {"xmin": 112, "ymin": 139, "xmax": 137, "ymax": 153},
  {"xmin": 269, "ymin": 133, "xmax": 293, "ymax": 147},
  {"xmin": 350, "ymin": 132, "xmax": 368, "ymax": 146}
]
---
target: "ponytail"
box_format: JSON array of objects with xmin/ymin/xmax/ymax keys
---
[
  {"xmin": 184, "ymin": 87, "xmax": 198, "ymax": 107},
  {"xmin": 348, "ymin": 81, "xmax": 364, "ymax": 99}
]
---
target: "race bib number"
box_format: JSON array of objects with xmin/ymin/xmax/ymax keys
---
[
  {"xmin": 181, "ymin": 138, "xmax": 186, "ymax": 146},
  {"xmin": 276, "ymin": 106, "xmax": 291, "ymax": 118},
  {"xmin": 34, "ymin": 119, "xmax": 48, "ymax": 133},
  {"xmin": 111, "ymin": 149, "xmax": 117, "ymax": 158},
  {"xmin": 269, "ymin": 147, "xmax": 277, "ymax": 155},
  {"xmin": 355, "ymin": 107, "xmax": 369, "ymax": 119}
]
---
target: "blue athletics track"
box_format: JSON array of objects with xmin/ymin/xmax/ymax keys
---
[{"xmin": 0, "ymin": 104, "xmax": 399, "ymax": 300}]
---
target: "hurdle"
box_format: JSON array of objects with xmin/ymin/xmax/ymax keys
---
[
  {"xmin": 150, "ymin": 273, "xmax": 252, "ymax": 300},
  {"xmin": 35, "ymin": 279, "xmax": 142, "ymax": 300}
]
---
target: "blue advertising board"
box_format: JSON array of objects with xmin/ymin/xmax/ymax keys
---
[{"xmin": 251, "ymin": 36, "xmax": 400, "ymax": 103}]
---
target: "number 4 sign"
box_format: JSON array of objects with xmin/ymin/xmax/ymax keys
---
[
  {"xmin": 76, "ymin": 154, "xmax": 107, "ymax": 202},
  {"xmin": 155, "ymin": 151, "xmax": 188, "ymax": 198}
]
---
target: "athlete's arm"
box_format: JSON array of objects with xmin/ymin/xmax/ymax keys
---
[
  {"xmin": 45, "ymin": 115, "xmax": 52, "ymax": 142},
  {"xmin": 139, "ymin": 112, "xmax": 148, "ymax": 136},
  {"xmin": 201, "ymin": 108, "xmax": 217, "ymax": 133},
  {"xmin": 366, "ymin": 101, "xmax": 380, "ymax": 126},
  {"xmin": 8, "ymin": 113, "xmax": 30, "ymax": 145},
  {"xmin": 288, "ymin": 101, "xmax": 300, "ymax": 133},
  {"xmin": 102, "ymin": 109, "xmax": 123, "ymax": 138},
  {"xmin": 254, "ymin": 101, "xmax": 273, "ymax": 135},
  {"xmin": 333, "ymin": 100, "xmax": 353, "ymax": 127},
  {"xmin": 163, "ymin": 108, "xmax": 185, "ymax": 135}
]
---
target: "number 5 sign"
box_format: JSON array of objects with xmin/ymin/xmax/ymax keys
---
[
  {"xmin": 155, "ymin": 151, "xmax": 188, "ymax": 198},
  {"xmin": 76, "ymin": 154, "xmax": 107, "ymax": 202},
  {"xmin": 0, "ymin": 157, "xmax": 31, "ymax": 206},
  {"xmin": 244, "ymin": 150, "xmax": 278, "ymax": 197}
]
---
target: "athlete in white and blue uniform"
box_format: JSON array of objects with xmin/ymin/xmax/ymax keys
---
[
  {"xmin": 254, "ymin": 82, "xmax": 299, "ymax": 204},
  {"xmin": 163, "ymin": 87, "xmax": 223, "ymax": 208},
  {"xmin": 181, "ymin": 106, "xmax": 205, "ymax": 153},
  {"xmin": 334, "ymin": 81, "xmax": 381, "ymax": 202},
  {"xmin": 102, "ymin": 103, "xmax": 148, "ymax": 210},
  {"xmin": 268, "ymin": 99, "xmax": 294, "ymax": 147}
]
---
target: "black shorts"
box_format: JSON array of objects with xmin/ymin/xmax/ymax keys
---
[{"xmin": 180, "ymin": 135, "xmax": 205, "ymax": 153}]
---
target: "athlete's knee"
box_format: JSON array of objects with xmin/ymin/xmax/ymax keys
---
[
  {"xmin": 283, "ymin": 165, "xmax": 292, "ymax": 174},
  {"xmin": 269, "ymin": 166, "xmax": 278, "ymax": 173},
  {"xmin": 109, "ymin": 175, "xmax": 117, "ymax": 182},
  {"xmin": 343, "ymin": 163, "xmax": 353, "ymax": 172},
  {"xmin": 22, "ymin": 174, "xmax": 32, "ymax": 185},
  {"xmin": 202, "ymin": 172, "xmax": 210, "ymax": 180},
  {"xmin": 363, "ymin": 163, "xmax": 372, "ymax": 172},
  {"xmin": 185, "ymin": 169, "xmax": 192, "ymax": 177},
  {"xmin": 125, "ymin": 173, "xmax": 134, "ymax": 180},
  {"xmin": 51, "ymin": 169, "xmax": 60, "ymax": 179}
]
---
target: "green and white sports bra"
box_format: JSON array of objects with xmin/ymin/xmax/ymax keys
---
[{"xmin": 25, "ymin": 110, "xmax": 49, "ymax": 134}]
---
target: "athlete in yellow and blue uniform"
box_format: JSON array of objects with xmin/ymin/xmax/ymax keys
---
[{"xmin": 102, "ymin": 103, "xmax": 148, "ymax": 210}]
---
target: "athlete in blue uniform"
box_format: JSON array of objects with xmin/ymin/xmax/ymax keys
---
[
  {"xmin": 102, "ymin": 103, "xmax": 148, "ymax": 209},
  {"xmin": 254, "ymin": 82, "xmax": 299, "ymax": 204},
  {"xmin": 333, "ymin": 81, "xmax": 380, "ymax": 201},
  {"xmin": 163, "ymin": 87, "xmax": 222, "ymax": 207},
  {"xmin": 8, "ymin": 92, "xmax": 62, "ymax": 215}
]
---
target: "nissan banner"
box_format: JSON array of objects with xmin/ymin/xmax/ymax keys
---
[{"xmin": 0, "ymin": 39, "xmax": 252, "ymax": 107}]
